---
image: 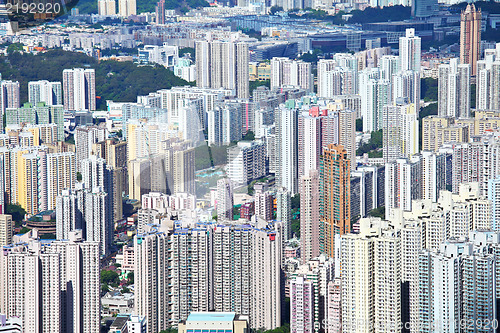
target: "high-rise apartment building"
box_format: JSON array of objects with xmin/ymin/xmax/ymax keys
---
[
  {"xmin": 5, "ymin": 103, "xmax": 64, "ymax": 141},
  {"xmin": 118, "ymin": 0, "xmax": 136, "ymax": 16},
  {"xmin": 326, "ymin": 279, "xmax": 341, "ymax": 333},
  {"xmin": 254, "ymin": 183, "xmax": 273, "ymax": 221},
  {"xmin": 300, "ymin": 170, "xmax": 320, "ymax": 263},
  {"xmin": 276, "ymin": 187, "xmax": 292, "ymax": 239},
  {"xmin": 98, "ymin": 0, "xmax": 116, "ymax": 15},
  {"xmin": 226, "ymin": 141, "xmax": 266, "ymax": 185},
  {"xmin": 476, "ymin": 43, "xmax": 500, "ymax": 111},
  {"xmin": 155, "ymin": 0, "xmax": 165, "ymax": 24},
  {"xmin": 62, "ymin": 68, "xmax": 96, "ymax": 111},
  {"xmin": 195, "ymin": 40, "xmax": 249, "ymax": 99},
  {"xmin": 392, "ymin": 70, "xmax": 421, "ymax": 112},
  {"xmin": 460, "ymin": 4, "xmax": 481, "ymax": 76},
  {"xmin": 399, "ymin": 28, "xmax": 421, "ymax": 72},
  {"xmin": 271, "ymin": 57, "xmax": 313, "ymax": 92},
  {"xmin": 0, "ymin": 81, "xmax": 20, "ymax": 115},
  {"xmin": 488, "ymin": 175, "xmax": 500, "ymax": 231},
  {"xmin": 360, "ymin": 72, "xmax": 392, "ymax": 132},
  {"xmin": 385, "ymin": 157, "xmax": 421, "ymax": 212},
  {"xmin": 438, "ymin": 59, "xmax": 471, "ymax": 118},
  {"xmin": 134, "ymin": 224, "xmax": 171, "ymax": 333},
  {"xmin": 341, "ymin": 218, "xmax": 401, "ymax": 333},
  {"xmin": 75, "ymin": 126, "xmax": 107, "ymax": 171},
  {"xmin": 28, "ymin": 80, "xmax": 63, "ymax": 106},
  {"xmin": 290, "ymin": 254, "xmax": 335, "ymax": 333},
  {"xmin": 297, "ymin": 107, "xmax": 339, "ymax": 177},
  {"xmin": 0, "ymin": 231, "xmax": 100, "ymax": 333},
  {"xmin": 418, "ymin": 239, "xmax": 497, "ymax": 333},
  {"xmin": 0, "ymin": 214, "xmax": 12, "ymax": 246},
  {"xmin": 320, "ymin": 144, "xmax": 350, "ymax": 257},
  {"xmin": 290, "ymin": 277, "xmax": 314, "ymax": 333},
  {"xmin": 217, "ymin": 178, "xmax": 234, "ymax": 221},
  {"xmin": 317, "ymin": 60, "xmax": 357, "ymax": 98},
  {"xmin": 421, "ymin": 116, "xmax": 470, "ymax": 151},
  {"xmin": 382, "ymin": 102, "xmax": 418, "ymax": 163},
  {"xmin": 135, "ymin": 220, "xmax": 283, "ymax": 331},
  {"xmin": 44, "ymin": 152, "xmax": 76, "ymax": 210},
  {"xmin": 276, "ymin": 103, "xmax": 299, "ymax": 194}
]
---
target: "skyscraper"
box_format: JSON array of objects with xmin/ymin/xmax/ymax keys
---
[
  {"xmin": 195, "ymin": 40, "xmax": 249, "ymax": 99},
  {"xmin": 271, "ymin": 57, "xmax": 312, "ymax": 92},
  {"xmin": 254, "ymin": 183, "xmax": 273, "ymax": 221},
  {"xmin": 399, "ymin": 28, "xmax": 421, "ymax": 72},
  {"xmin": 320, "ymin": 144, "xmax": 350, "ymax": 257},
  {"xmin": 341, "ymin": 219, "xmax": 401, "ymax": 333},
  {"xmin": 217, "ymin": 178, "xmax": 234, "ymax": 221},
  {"xmin": 276, "ymin": 103, "xmax": 298, "ymax": 194},
  {"xmin": 75, "ymin": 126, "xmax": 107, "ymax": 171},
  {"xmin": 0, "ymin": 214, "xmax": 12, "ymax": 246},
  {"xmin": 0, "ymin": 81, "xmax": 20, "ymax": 115},
  {"xmin": 382, "ymin": 102, "xmax": 418, "ymax": 163},
  {"xmin": 62, "ymin": 68, "xmax": 96, "ymax": 111},
  {"xmin": 438, "ymin": 59, "xmax": 471, "ymax": 118},
  {"xmin": 460, "ymin": 4, "xmax": 481, "ymax": 76},
  {"xmin": 290, "ymin": 277, "xmax": 314, "ymax": 333},
  {"xmin": 226, "ymin": 141, "xmax": 266, "ymax": 185},
  {"xmin": 118, "ymin": 0, "xmax": 136, "ymax": 16},
  {"xmin": 300, "ymin": 170, "xmax": 320, "ymax": 263},
  {"xmin": 155, "ymin": 0, "xmax": 165, "ymax": 24},
  {"xmin": 488, "ymin": 176, "xmax": 500, "ymax": 231},
  {"xmin": 98, "ymin": 0, "xmax": 116, "ymax": 15},
  {"xmin": 0, "ymin": 231, "xmax": 100, "ymax": 333},
  {"xmin": 476, "ymin": 43, "xmax": 500, "ymax": 111},
  {"xmin": 28, "ymin": 80, "xmax": 63, "ymax": 106},
  {"xmin": 385, "ymin": 157, "xmax": 421, "ymax": 212},
  {"xmin": 276, "ymin": 187, "xmax": 292, "ymax": 239}
]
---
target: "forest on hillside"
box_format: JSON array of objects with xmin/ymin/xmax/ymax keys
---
[{"xmin": 0, "ymin": 49, "xmax": 192, "ymax": 108}]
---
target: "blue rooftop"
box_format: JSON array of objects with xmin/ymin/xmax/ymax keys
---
[{"xmin": 187, "ymin": 312, "xmax": 236, "ymax": 322}]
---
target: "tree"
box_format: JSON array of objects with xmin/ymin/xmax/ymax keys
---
[
  {"xmin": 179, "ymin": 47, "xmax": 195, "ymax": 61},
  {"xmin": 127, "ymin": 272, "xmax": 134, "ymax": 284},
  {"xmin": 242, "ymin": 131, "xmax": 255, "ymax": 141},
  {"xmin": 160, "ymin": 328, "xmax": 178, "ymax": 333},
  {"xmin": 101, "ymin": 270, "xmax": 120, "ymax": 285},
  {"xmin": 356, "ymin": 129, "xmax": 383, "ymax": 156},
  {"xmin": 291, "ymin": 219, "xmax": 300, "ymax": 237},
  {"xmin": 249, "ymin": 79, "xmax": 270, "ymax": 96},
  {"xmin": 356, "ymin": 118, "xmax": 363, "ymax": 132},
  {"xmin": 368, "ymin": 206, "xmax": 385, "ymax": 219},
  {"xmin": 269, "ymin": 5, "xmax": 283, "ymax": 14},
  {"xmin": 5, "ymin": 204, "xmax": 27, "ymax": 223},
  {"xmin": 421, "ymin": 77, "xmax": 438, "ymax": 102},
  {"xmin": 291, "ymin": 194, "xmax": 300, "ymax": 210}
]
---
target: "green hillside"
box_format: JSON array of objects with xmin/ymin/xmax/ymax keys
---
[
  {"xmin": 0, "ymin": 49, "xmax": 192, "ymax": 108},
  {"xmin": 75, "ymin": 0, "xmax": 209, "ymax": 14}
]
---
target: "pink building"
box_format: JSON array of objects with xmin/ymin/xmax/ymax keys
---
[
  {"xmin": 284, "ymin": 246, "xmax": 300, "ymax": 259},
  {"xmin": 326, "ymin": 279, "xmax": 341, "ymax": 333},
  {"xmin": 290, "ymin": 276, "xmax": 314, "ymax": 333},
  {"xmin": 121, "ymin": 245, "xmax": 135, "ymax": 272}
]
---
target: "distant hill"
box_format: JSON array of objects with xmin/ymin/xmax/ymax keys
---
[
  {"xmin": 0, "ymin": 49, "xmax": 192, "ymax": 109},
  {"xmin": 75, "ymin": 0, "xmax": 209, "ymax": 15}
]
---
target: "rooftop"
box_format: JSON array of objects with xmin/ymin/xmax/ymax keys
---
[{"xmin": 187, "ymin": 312, "xmax": 236, "ymax": 323}]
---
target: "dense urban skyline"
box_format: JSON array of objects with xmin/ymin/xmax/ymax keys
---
[{"xmin": 0, "ymin": 0, "xmax": 498, "ymax": 332}]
